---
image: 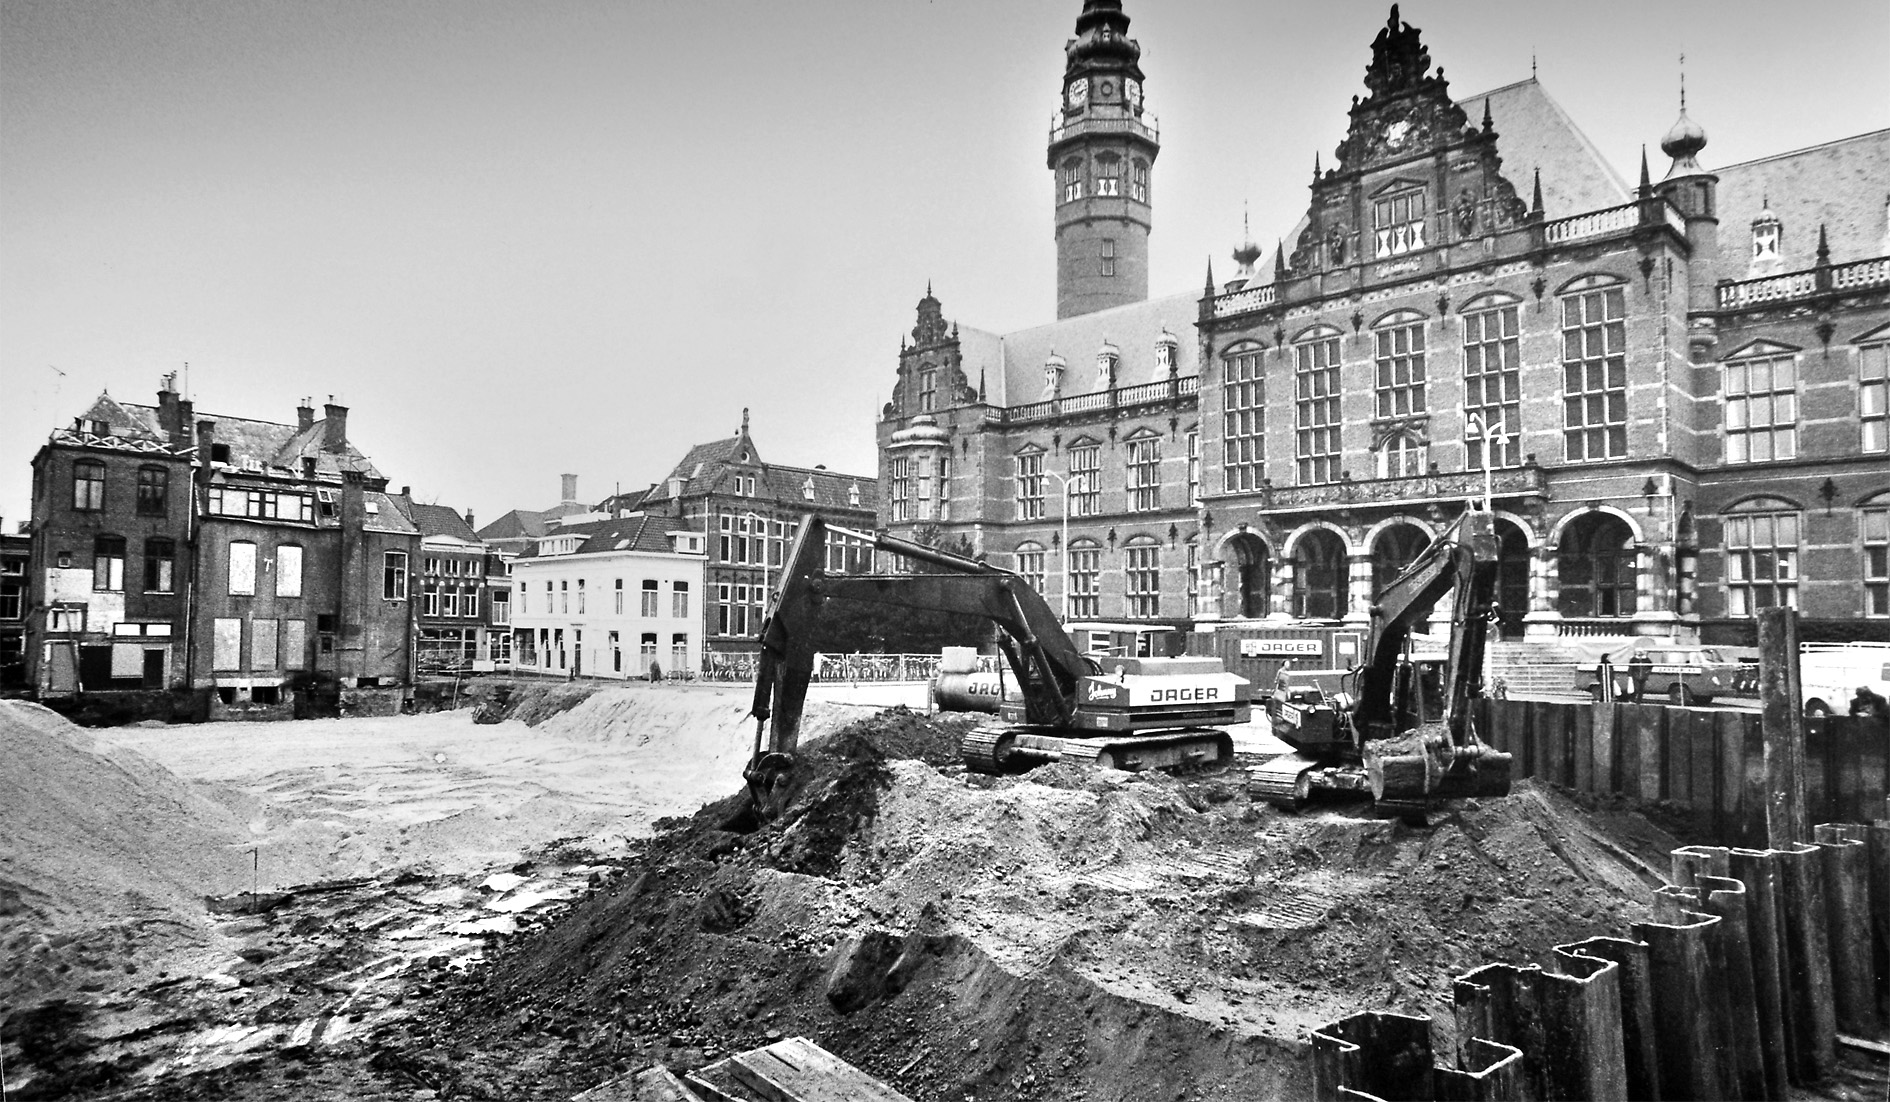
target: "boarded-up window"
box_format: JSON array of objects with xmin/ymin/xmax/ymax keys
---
[
  {"xmin": 251, "ymin": 618, "xmax": 278, "ymax": 670},
  {"xmin": 282, "ymin": 620, "xmax": 307, "ymax": 670},
  {"xmin": 112, "ymin": 643, "xmax": 144, "ymax": 677},
  {"xmin": 229, "ymin": 542, "xmax": 257, "ymax": 595},
  {"xmin": 213, "ymin": 618, "xmax": 242, "ymax": 670},
  {"xmin": 276, "ymin": 545, "xmax": 303, "ymax": 597}
]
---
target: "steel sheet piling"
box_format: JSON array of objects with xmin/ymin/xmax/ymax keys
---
[
  {"xmin": 1695, "ymin": 875, "xmax": 1768, "ymax": 1100},
  {"xmin": 1728, "ymin": 847, "xmax": 1793, "ymax": 1100},
  {"xmin": 1557, "ymin": 936, "xmax": 1661, "ymax": 1101},
  {"xmin": 1632, "ymin": 906, "xmax": 1727, "ymax": 1100},
  {"xmin": 1541, "ymin": 948, "xmax": 1630, "ymax": 1101},
  {"xmin": 1774, "ymin": 841, "xmax": 1838, "ymax": 1081},
  {"xmin": 1812, "ymin": 824, "xmax": 1881, "ymax": 1036}
]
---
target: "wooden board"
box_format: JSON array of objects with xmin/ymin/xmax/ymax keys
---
[
  {"xmin": 724, "ymin": 1037, "xmax": 915, "ymax": 1102},
  {"xmin": 570, "ymin": 1066, "xmax": 700, "ymax": 1102}
]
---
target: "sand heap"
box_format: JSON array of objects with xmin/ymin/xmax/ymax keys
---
[
  {"xmin": 390, "ymin": 709, "xmax": 1676, "ymax": 1102},
  {"xmin": 0, "ymin": 702, "xmax": 250, "ymax": 1005}
]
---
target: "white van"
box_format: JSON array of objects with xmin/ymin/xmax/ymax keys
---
[{"xmin": 1800, "ymin": 643, "xmax": 1890, "ymax": 716}]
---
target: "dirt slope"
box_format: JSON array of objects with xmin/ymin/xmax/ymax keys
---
[{"xmin": 383, "ymin": 709, "xmax": 1675, "ymax": 1101}]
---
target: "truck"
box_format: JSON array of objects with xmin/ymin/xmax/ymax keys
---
[
  {"xmin": 743, "ymin": 516, "xmax": 1252, "ymax": 819},
  {"xmin": 1801, "ymin": 642, "xmax": 1890, "ymax": 716},
  {"xmin": 1252, "ymin": 508, "xmax": 1513, "ymax": 813}
]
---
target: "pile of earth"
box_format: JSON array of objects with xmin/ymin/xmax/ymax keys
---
[
  {"xmin": 376, "ymin": 707, "xmax": 1677, "ymax": 1101},
  {"xmin": 0, "ymin": 701, "xmax": 251, "ymax": 1008}
]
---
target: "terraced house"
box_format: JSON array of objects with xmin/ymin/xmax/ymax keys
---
[{"xmin": 877, "ymin": 1, "xmax": 1890, "ymax": 648}]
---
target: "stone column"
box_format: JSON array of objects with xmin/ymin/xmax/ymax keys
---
[
  {"xmin": 1523, "ymin": 541, "xmax": 1563, "ymax": 639},
  {"xmin": 1271, "ymin": 556, "xmax": 1294, "ymax": 619},
  {"xmin": 1345, "ymin": 552, "xmax": 1373, "ymax": 625}
]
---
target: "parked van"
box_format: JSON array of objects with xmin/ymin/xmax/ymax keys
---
[{"xmin": 1800, "ymin": 643, "xmax": 1890, "ymax": 717}]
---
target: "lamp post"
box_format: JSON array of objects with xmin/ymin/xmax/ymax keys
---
[{"xmin": 1041, "ymin": 470, "xmax": 1077, "ymax": 622}]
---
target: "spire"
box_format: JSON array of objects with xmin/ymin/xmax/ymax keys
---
[
  {"xmin": 1530, "ymin": 169, "xmax": 1544, "ymax": 216},
  {"xmin": 1638, "ymin": 145, "xmax": 1651, "ymax": 196},
  {"xmin": 740, "ymin": 407, "xmax": 750, "ymax": 436},
  {"xmin": 1232, "ymin": 204, "xmax": 1261, "ymax": 277},
  {"xmin": 1203, "ymin": 256, "xmax": 1215, "ymax": 295},
  {"xmin": 1312, "ymin": 152, "xmax": 1322, "ymax": 184},
  {"xmin": 1659, "ymin": 59, "xmax": 1708, "ymax": 180},
  {"xmin": 1480, "ymin": 97, "xmax": 1493, "ymax": 134},
  {"xmin": 1816, "ymin": 223, "xmax": 1831, "ymax": 267},
  {"xmin": 1274, "ymin": 239, "xmax": 1287, "ymax": 278},
  {"xmin": 977, "ymin": 367, "xmax": 986, "ymax": 403}
]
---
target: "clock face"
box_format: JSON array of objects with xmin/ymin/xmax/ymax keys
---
[
  {"xmin": 1385, "ymin": 119, "xmax": 1412, "ymax": 150},
  {"xmin": 1066, "ymin": 78, "xmax": 1089, "ymax": 108}
]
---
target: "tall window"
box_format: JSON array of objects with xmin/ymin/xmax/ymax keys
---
[
  {"xmin": 1296, "ymin": 332, "xmax": 1342, "ymax": 484},
  {"xmin": 889, "ymin": 457, "xmax": 911, "ymax": 522},
  {"xmin": 73, "ymin": 460, "xmax": 105, "ymax": 511},
  {"xmin": 577, "ymin": 578, "xmax": 587, "ymax": 614},
  {"xmin": 1015, "ymin": 543, "xmax": 1046, "ymax": 593},
  {"xmin": 1100, "ymin": 238, "xmax": 1117, "ymax": 277},
  {"xmin": 1186, "ymin": 428, "xmax": 1201, "ymax": 504},
  {"xmin": 1725, "ymin": 354, "xmax": 1798, "ymax": 463},
  {"xmin": 1292, "ymin": 531, "xmax": 1347, "ymax": 620},
  {"xmin": 672, "ymin": 634, "xmax": 688, "ymax": 673},
  {"xmin": 228, "ymin": 540, "xmax": 257, "ymax": 596},
  {"xmin": 93, "ymin": 536, "xmax": 126, "ymax": 592},
  {"xmin": 1464, "ymin": 301, "xmax": 1522, "ymax": 469},
  {"xmin": 1061, "ymin": 158, "xmax": 1083, "ymax": 203},
  {"xmin": 1094, "ymin": 154, "xmax": 1120, "ymax": 197},
  {"xmin": 423, "ymin": 586, "xmax": 441, "ymax": 617},
  {"xmin": 276, "ymin": 544, "xmax": 303, "ymax": 597},
  {"xmin": 1378, "ymin": 430, "xmax": 1427, "ymax": 479},
  {"xmin": 1223, "ymin": 348, "xmax": 1264, "ymax": 492},
  {"xmin": 1069, "ymin": 445, "xmax": 1100, "ymax": 516},
  {"xmin": 136, "ymin": 467, "xmax": 169, "ymax": 515},
  {"xmin": 641, "ymin": 579, "xmax": 659, "ymax": 617},
  {"xmin": 609, "ymin": 631, "xmax": 622, "ymax": 673},
  {"xmin": 916, "ymin": 454, "xmax": 935, "ymax": 520},
  {"xmin": 137, "ymin": 536, "xmax": 173, "ymax": 593},
  {"xmin": 1724, "ymin": 504, "xmax": 1799, "ymax": 615},
  {"xmin": 933, "ymin": 454, "xmax": 951, "ymax": 522},
  {"xmin": 673, "ymin": 581, "xmax": 690, "ymax": 618},
  {"xmin": 1127, "ymin": 436, "xmax": 1160, "ymax": 511},
  {"xmin": 1068, "ymin": 541, "xmax": 1101, "ymax": 618},
  {"xmin": 1863, "ymin": 506, "xmax": 1889, "ymax": 616},
  {"xmin": 615, "ymin": 578, "xmax": 624, "ymax": 614},
  {"xmin": 1374, "ymin": 317, "xmax": 1426, "ymax": 418},
  {"xmin": 1130, "ymin": 160, "xmax": 1148, "ymax": 203},
  {"xmin": 1015, "ymin": 450, "xmax": 1045, "ymax": 520},
  {"xmin": 1862, "ymin": 342, "xmax": 1887, "ymax": 453},
  {"xmin": 640, "ymin": 633, "xmax": 658, "ymax": 670},
  {"xmin": 1125, "ymin": 541, "xmax": 1160, "ymax": 618},
  {"xmin": 1373, "ymin": 187, "xmax": 1426, "ymax": 257},
  {"xmin": 918, "ymin": 368, "xmax": 936, "ymax": 413},
  {"xmin": 1561, "ymin": 281, "xmax": 1627, "ymax": 461},
  {"xmin": 383, "ymin": 551, "xmax": 408, "ymax": 601},
  {"xmin": 1186, "ymin": 539, "xmax": 1201, "ymax": 616}
]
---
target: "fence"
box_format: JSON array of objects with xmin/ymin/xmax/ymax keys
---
[
  {"xmin": 1472, "ymin": 698, "xmax": 1887, "ymax": 847},
  {"xmin": 699, "ymin": 652, "xmax": 999, "ymax": 685}
]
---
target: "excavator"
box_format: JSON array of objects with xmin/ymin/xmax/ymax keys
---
[
  {"xmin": 743, "ymin": 515, "xmax": 1251, "ymax": 819},
  {"xmin": 1250, "ymin": 508, "xmax": 1513, "ymax": 812}
]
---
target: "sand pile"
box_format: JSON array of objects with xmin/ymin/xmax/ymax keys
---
[
  {"xmin": 380, "ymin": 709, "xmax": 1676, "ymax": 1101},
  {"xmin": 0, "ymin": 702, "xmax": 250, "ymax": 1005}
]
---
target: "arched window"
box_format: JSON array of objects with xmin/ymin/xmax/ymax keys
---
[
  {"xmin": 1372, "ymin": 524, "xmax": 1429, "ymax": 597},
  {"xmin": 1722, "ymin": 498, "xmax": 1800, "ymax": 616},
  {"xmin": 1223, "ymin": 531, "xmax": 1269, "ymax": 618},
  {"xmin": 1013, "ymin": 542, "xmax": 1046, "ymax": 593},
  {"xmin": 1124, "ymin": 538, "xmax": 1160, "ymax": 618},
  {"xmin": 1557, "ymin": 513, "xmax": 1635, "ymax": 617},
  {"xmin": 1067, "ymin": 539, "xmax": 1102, "ymax": 618},
  {"xmin": 1377, "ymin": 431, "xmax": 1427, "ymax": 479},
  {"xmin": 1292, "ymin": 529, "xmax": 1347, "ymax": 620}
]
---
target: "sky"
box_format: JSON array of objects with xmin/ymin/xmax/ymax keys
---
[{"xmin": 4, "ymin": 0, "xmax": 1887, "ymax": 528}]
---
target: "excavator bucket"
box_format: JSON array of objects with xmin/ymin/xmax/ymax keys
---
[{"xmin": 1365, "ymin": 733, "xmax": 1512, "ymax": 803}]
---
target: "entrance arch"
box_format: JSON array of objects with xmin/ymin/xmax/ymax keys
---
[
  {"xmin": 1371, "ymin": 522, "xmax": 1431, "ymax": 597},
  {"xmin": 1557, "ymin": 511, "xmax": 1638, "ymax": 618},
  {"xmin": 1494, "ymin": 518, "xmax": 1531, "ymax": 637},
  {"xmin": 1291, "ymin": 528, "xmax": 1349, "ymax": 620},
  {"xmin": 1221, "ymin": 530, "xmax": 1271, "ymax": 618}
]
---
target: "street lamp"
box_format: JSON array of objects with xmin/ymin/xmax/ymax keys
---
[{"xmin": 1041, "ymin": 469, "xmax": 1078, "ymax": 622}]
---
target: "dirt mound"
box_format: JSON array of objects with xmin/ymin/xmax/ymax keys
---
[
  {"xmin": 0, "ymin": 701, "xmax": 250, "ymax": 1006},
  {"xmin": 377, "ymin": 710, "xmax": 1675, "ymax": 1101}
]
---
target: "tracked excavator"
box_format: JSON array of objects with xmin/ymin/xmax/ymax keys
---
[
  {"xmin": 1251, "ymin": 508, "xmax": 1513, "ymax": 812},
  {"xmin": 743, "ymin": 516, "xmax": 1251, "ymax": 819}
]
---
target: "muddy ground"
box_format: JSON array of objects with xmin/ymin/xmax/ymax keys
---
[{"xmin": 4, "ymin": 695, "xmax": 1884, "ymax": 1100}]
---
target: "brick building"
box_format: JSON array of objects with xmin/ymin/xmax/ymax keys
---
[
  {"xmin": 391, "ymin": 496, "xmax": 494, "ymax": 673},
  {"xmin": 601, "ymin": 411, "xmax": 878, "ymax": 657},
  {"xmin": 25, "ymin": 378, "xmax": 420, "ymax": 707},
  {"xmin": 878, "ymin": 1, "xmax": 1890, "ymax": 648},
  {"xmin": 1, "ymin": 526, "xmax": 29, "ymax": 690}
]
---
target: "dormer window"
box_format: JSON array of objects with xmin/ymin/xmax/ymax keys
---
[
  {"xmin": 848, "ymin": 483, "xmax": 861, "ymax": 508},
  {"xmin": 1373, "ymin": 186, "xmax": 1427, "ymax": 258},
  {"xmin": 802, "ymin": 476, "xmax": 816, "ymax": 501}
]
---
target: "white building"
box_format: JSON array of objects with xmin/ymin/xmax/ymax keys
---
[{"xmin": 509, "ymin": 512, "xmax": 707, "ymax": 679}]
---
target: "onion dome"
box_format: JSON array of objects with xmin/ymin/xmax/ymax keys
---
[
  {"xmin": 889, "ymin": 413, "xmax": 950, "ymax": 449},
  {"xmin": 1660, "ymin": 107, "xmax": 1707, "ymax": 178}
]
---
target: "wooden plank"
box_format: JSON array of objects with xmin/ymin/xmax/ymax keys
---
[
  {"xmin": 1687, "ymin": 709, "xmax": 1716, "ymax": 835},
  {"xmin": 1805, "ymin": 718, "xmax": 1831, "ymax": 827},
  {"xmin": 1830, "ymin": 718, "xmax": 1864, "ymax": 825},
  {"xmin": 1618, "ymin": 703, "xmax": 1641, "ymax": 800},
  {"xmin": 1572, "ymin": 698, "xmax": 1595, "ymax": 794},
  {"xmin": 1716, "ymin": 711, "xmax": 1747, "ymax": 846},
  {"xmin": 1857, "ymin": 718, "xmax": 1889, "ymax": 817},
  {"xmin": 1529, "ymin": 700, "xmax": 1555, "ymax": 784},
  {"xmin": 726, "ymin": 1038, "xmax": 915, "ymax": 1102},
  {"xmin": 1758, "ymin": 607, "xmax": 1809, "ymax": 846}
]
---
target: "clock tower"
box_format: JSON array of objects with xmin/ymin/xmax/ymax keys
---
[{"xmin": 1049, "ymin": 0, "xmax": 1159, "ymax": 320}]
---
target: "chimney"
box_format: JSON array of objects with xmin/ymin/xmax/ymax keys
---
[
  {"xmin": 401, "ymin": 485, "xmax": 411, "ymax": 498},
  {"xmin": 561, "ymin": 473, "xmax": 578, "ymax": 504},
  {"xmin": 196, "ymin": 419, "xmax": 217, "ymax": 460},
  {"xmin": 322, "ymin": 398, "xmax": 348, "ymax": 453},
  {"xmin": 464, "ymin": 510, "xmax": 476, "ymax": 530},
  {"xmin": 156, "ymin": 378, "xmax": 180, "ymax": 439},
  {"xmin": 298, "ymin": 398, "xmax": 315, "ymax": 431}
]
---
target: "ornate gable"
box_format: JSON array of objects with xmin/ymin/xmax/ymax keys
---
[
  {"xmin": 1287, "ymin": 6, "xmax": 1529, "ymax": 275},
  {"xmin": 888, "ymin": 287, "xmax": 977, "ymax": 420}
]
